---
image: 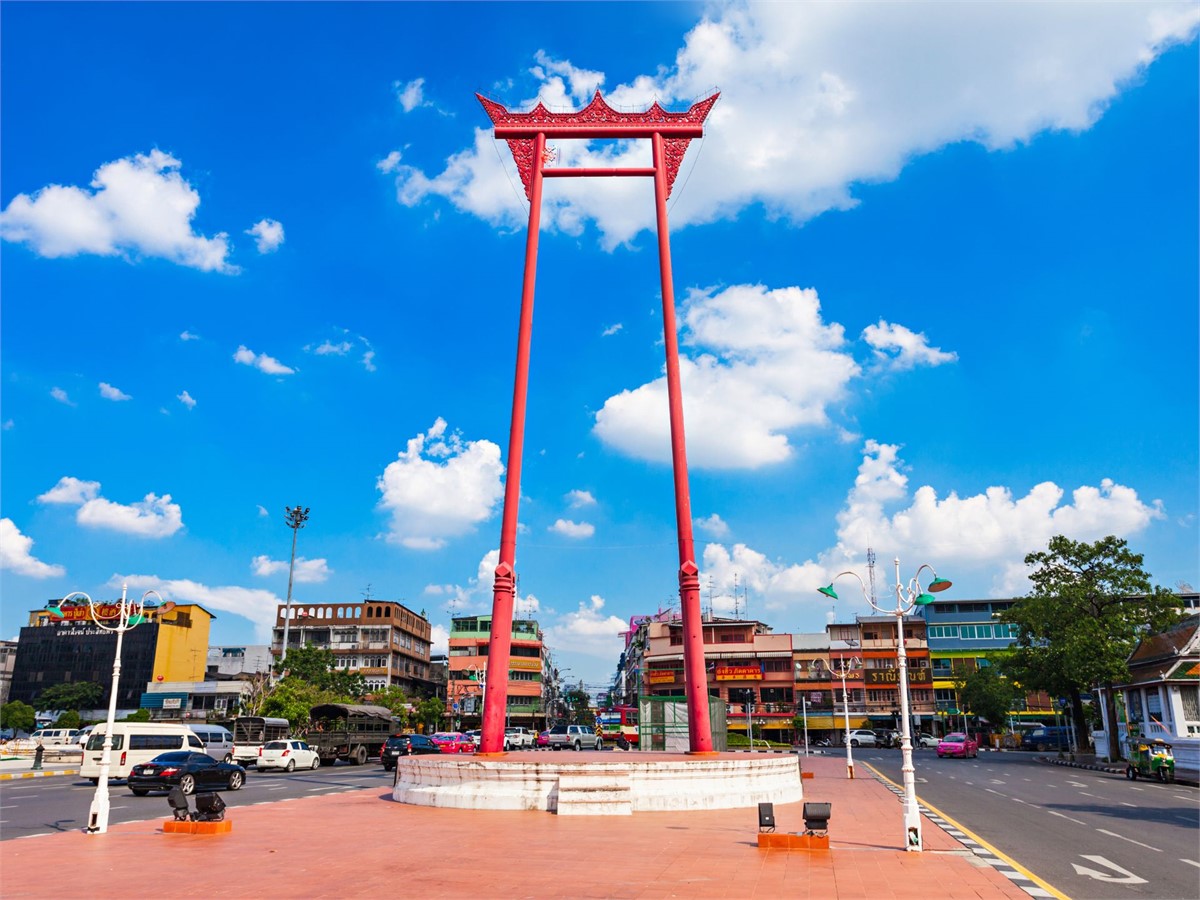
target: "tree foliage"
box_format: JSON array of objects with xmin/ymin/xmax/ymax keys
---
[
  {"xmin": 369, "ymin": 686, "xmax": 411, "ymax": 730},
  {"xmin": 1, "ymin": 700, "xmax": 36, "ymax": 732},
  {"xmin": 563, "ymin": 687, "xmax": 595, "ymax": 726},
  {"xmin": 54, "ymin": 710, "xmax": 82, "ymax": 728},
  {"xmin": 273, "ymin": 643, "xmax": 365, "ymax": 699},
  {"xmin": 1000, "ymin": 535, "xmax": 1182, "ymax": 760},
  {"xmin": 37, "ymin": 681, "xmax": 104, "ymax": 711},
  {"xmin": 121, "ymin": 708, "xmax": 151, "ymax": 722},
  {"xmin": 413, "ymin": 696, "xmax": 445, "ymax": 733},
  {"xmin": 954, "ymin": 665, "xmax": 1020, "ymax": 729}
]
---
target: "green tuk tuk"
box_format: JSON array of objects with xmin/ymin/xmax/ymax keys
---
[{"xmin": 1126, "ymin": 737, "xmax": 1175, "ymax": 783}]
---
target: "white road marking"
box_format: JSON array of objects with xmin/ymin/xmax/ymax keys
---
[
  {"xmin": 1072, "ymin": 855, "xmax": 1147, "ymax": 884},
  {"xmin": 1011, "ymin": 797, "xmax": 1026, "ymax": 804},
  {"xmin": 1129, "ymin": 786, "xmax": 1144, "ymax": 791},
  {"xmin": 1096, "ymin": 828, "xmax": 1162, "ymax": 851},
  {"xmin": 1067, "ymin": 781, "xmax": 1087, "ymax": 787},
  {"xmin": 1181, "ymin": 860, "xmax": 1200, "ymax": 869},
  {"xmin": 1118, "ymin": 801, "xmax": 1136, "ymax": 807},
  {"xmin": 1078, "ymin": 791, "xmax": 1097, "ymax": 797},
  {"xmin": 985, "ymin": 788, "xmax": 1005, "ymax": 796},
  {"xmin": 1048, "ymin": 810, "xmax": 1088, "ymax": 826}
]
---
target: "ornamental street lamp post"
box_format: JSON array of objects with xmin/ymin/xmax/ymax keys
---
[
  {"xmin": 49, "ymin": 585, "xmax": 173, "ymax": 835},
  {"xmin": 829, "ymin": 656, "xmax": 860, "ymax": 779},
  {"xmin": 819, "ymin": 558, "xmax": 951, "ymax": 851},
  {"xmin": 279, "ymin": 505, "xmax": 310, "ymax": 666}
]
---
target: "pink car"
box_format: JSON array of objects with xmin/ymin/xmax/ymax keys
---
[
  {"xmin": 937, "ymin": 732, "xmax": 979, "ymax": 759},
  {"xmin": 536, "ymin": 730, "xmax": 550, "ymax": 749},
  {"xmin": 430, "ymin": 732, "xmax": 475, "ymax": 753}
]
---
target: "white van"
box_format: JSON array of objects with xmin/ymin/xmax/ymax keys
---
[
  {"xmin": 188, "ymin": 724, "xmax": 235, "ymax": 762},
  {"xmin": 74, "ymin": 725, "xmax": 96, "ymax": 747},
  {"xmin": 30, "ymin": 728, "xmax": 76, "ymax": 745},
  {"xmin": 81, "ymin": 723, "xmax": 203, "ymax": 782}
]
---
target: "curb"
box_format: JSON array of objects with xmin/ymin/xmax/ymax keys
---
[
  {"xmin": 1047, "ymin": 758, "xmax": 1125, "ymax": 775},
  {"xmin": 0, "ymin": 768, "xmax": 80, "ymax": 781}
]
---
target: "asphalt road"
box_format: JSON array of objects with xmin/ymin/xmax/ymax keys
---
[
  {"xmin": 0, "ymin": 761, "xmax": 394, "ymax": 840},
  {"xmin": 859, "ymin": 747, "xmax": 1200, "ymax": 900}
]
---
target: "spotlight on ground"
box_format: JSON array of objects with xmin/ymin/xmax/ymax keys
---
[
  {"xmin": 758, "ymin": 802, "xmax": 776, "ymax": 833},
  {"xmin": 803, "ymin": 801, "xmax": 831, "ymax": 834}
]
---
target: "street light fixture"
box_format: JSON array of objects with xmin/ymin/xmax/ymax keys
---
[
  {"xmin": 279, "ymin": 505, "xmax": 310, "ymax": 666},
  {"xmin": 818, "ymin": 558, "xmax": 951, "ymax": 852},
  {"xmin": 50, "ymin": 584, "xmax": 173, "ymax": 835},
  {"xmin": 828, "ymin": 656, "xmax": 861, "ymax": 779}
]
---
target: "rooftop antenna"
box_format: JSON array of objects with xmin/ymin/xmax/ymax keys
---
[
  {"xmin": 705, "ymin": 576, "xmax": 714, "ymax": 619},
  {"xmin": 732, "ymin": 572, "xmax": 741, "ymax": 619},
  {"xmin": 362, "ymin": 583, "xmax": 374, "ymax": 602}
]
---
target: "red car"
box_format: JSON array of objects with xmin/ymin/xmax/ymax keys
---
[
  {"xmin": 430, "ymin": 732, "xmax": 475, "ymax": 753},
  {"xmin": 937, "ymin": 732, "xmax": 979, "ymax": 759}
]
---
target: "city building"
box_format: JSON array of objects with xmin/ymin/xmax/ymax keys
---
[
  {"xmin": 1109, "ymin": 613, "xmax": 1200, "ymax": 746},
  {"xmin": 8, "ymin": 601, "xmax": 213, "ymax": 712},
  {"xmin": 921, "ymin": 597, "xmax": 1054, "ymax": 733},
  {"xmin": 0, "ymin": 640, "xmax": 16, "ymax": 705},
  {"xmin": 447, "ymin": 614, "xmax": 546, "ymax": 731},
  {"xmin": 271, "ymin": 600, "xmax": 435, "ymax": 695},
  {"xmin": 642, "ymin": 614, "xmax": 796, "ymax": 743},
  {"xmin": 207, "ymin": 645, "xmax": 273, "ymax": 679}
]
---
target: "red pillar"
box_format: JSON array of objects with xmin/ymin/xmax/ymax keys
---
[
  {"xmin": 480, "ymin": 132, "xmax": 547, "ymax": 754},
  {"xmin": 652, "ymin": 132, "xmax": 713, "ymax": 753}
]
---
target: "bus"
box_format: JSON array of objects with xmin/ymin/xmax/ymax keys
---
[
  {"xmin": 230, "ymin": 716, "xmax": 291, "ymax": 766},
  {"xmin": 596, "ymin": 706, "xmax": 639, "ymax": 746}
]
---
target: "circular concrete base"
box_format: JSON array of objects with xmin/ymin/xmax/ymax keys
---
[{"xmin": 391, "ymin": 751, "xmax": 803, "ymax": 815}]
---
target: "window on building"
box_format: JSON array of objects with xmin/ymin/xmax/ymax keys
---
[{"xmin": 867, "ymin": 690, "xmax": 891, "ymax": 703}]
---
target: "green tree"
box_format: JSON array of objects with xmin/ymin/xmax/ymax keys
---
[
  {"xmin": 563, "ymin": 687, "xmax": 595, "ymax": 726},
  {"xmin": 1001, "ymin": 535, "xmax": 1182, "ymax": 760},
  {"xmin": 261, "ymin": 678, "xmax": 339, "ymax": 729},
  {"xmin": 121, "ymin": 708, "xmax": 151, "ymax": 722},
  {"xmin": 37, "ymin": 681, "xmax": 104, "ymax": 711},
  {"xmin": 273, "ymin": 643, "xmax": 364, "ymax": 699},
  {"xmin": 1, "ymin": 700, "xmax": 36, "ymax": 733},
  {"xmin": 54, "ymin": 710, "xmax": 82, "ymax": 728},
  {"xmin": 954, "ymin": 665, "xmax": 1020, "ymax": 734},
  {"xmin": 413, "ymin": 696, "xmax": 446, "ymax": 733}
]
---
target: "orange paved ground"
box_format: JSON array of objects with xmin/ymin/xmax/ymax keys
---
[{"xmin": 0, "ymin": 755, "xmax": 1034, "ymax": 899}]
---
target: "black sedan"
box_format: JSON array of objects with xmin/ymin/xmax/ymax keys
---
[
  {"xmin": 127, "ymin": 751, "xmax": 246, "ymax": 796},
  {"xmin": 382, "ymin": 733, "xmax": 441, "ymax": 770}
]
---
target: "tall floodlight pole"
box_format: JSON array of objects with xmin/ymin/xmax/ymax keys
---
[
  {"xmin": 48, "ymin": 586, "xmax": 173, "ymax": 835},
  {"xmin": 279, "ymin": 505, "xmax": 310, "ymax": 666},
  {"xmin": 830, "ymin": 656, "xmax": 861, "ymax": 779},
  {"xmin": 476, "ymin": 90, "xmax": 718, "ymax": 754},
  {"xmin": 820, "ymin": 560, "xmax": 952, "ymax": 851}
]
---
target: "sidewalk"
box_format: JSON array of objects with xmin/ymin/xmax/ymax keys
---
[
  {"xmin": 0, "ymin": 754, "xmax": 1047, "ymax": 899},
  {"xmin": 0, "ymin": 755, "xmax": 81, "ymax": 781}
]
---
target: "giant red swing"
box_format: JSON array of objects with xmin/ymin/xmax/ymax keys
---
[{"xmin": 475, "ymin": 90, "xmax": 720, "ymax": 755}]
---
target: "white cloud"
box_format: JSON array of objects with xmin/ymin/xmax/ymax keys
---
[
  {"xmin": 256, "ymin": 505, "xmax": 269, "ymax": 517},
  {"xmin": 0, "ymin": 518, "xmax": 65, "ymax": 578},
  {"xmin": 862, "ymin": 320, "xmax": 957, "ymax": 370},
  {"xmin": 376, "ymin": 418, "xmax": 505, "ymax": 549},
  {"xmin": 378, "ymin": 151, "xmax": 403, "ymax": 173},
  {"xmin": 695, "ymin": 513, "xmax": 730, "ymax": 539},
  {"xmin": 251, "ymin": 554, "xmax": 332, "ymax": 583},
  {"xmin": 698, "ymin": 439, "xmax": 1167, "ymax": 614},
  {"xmin": 602, "ymin": 323, "xmax": 623, "ymax": 337},
  {"xmin": 395, "ymin": 78, "xmax": 428, "ymax": 113},
  {"xmin": 99, "ymin": 382, "xmax": 131, "ymax": 401},
  {"xmin": 311, "ymin": 340, "xmax": 352, "ymax": 356},
  {"xmin": 594, "ymin": 284, "xmax": 858, "ymax": 468},
  {"xmin": 177, "ymin": 390, "xmax": 196, "ymax": 409},
  {"xmin": 37, "ymin": 475, "xmax": 183, "ymax": 538},
  {"xmin": 396, "ymin": 4, "xmax": 1198, "ymax": 247},
  {"xmin": 566, "ymin": 489, "xmax": 596, "ymax": 508},
  {"xmin": 430, "ymin": 623, "xmax": 450, "ymax": 655},
  {"xmin": 549, "ymin": 519, "xmax": 595, "ymax": 539},
  {"xmin": 50, "ymin": 387, "xmax": 73, "ymax": 406},
  {"xmin": 541, "ymin": 595, "xmax": 627, "ymax": 660},
  {"xmin": 246, "ymin": 218, "xmax": 285, "ymax": 254},
  {"xmin": 0, "ymin": 149, "xmax": 235, "ymax": 271},
  {"xmin": 362, "ymin": 350, "xmax": 377, "ymax": 372},
  {"xmin": 118, "ymin": 573, "xmax": 280, "ymax": 641},
  {"xmin": 180, "ymin": 330, "xmax": 200, "ymax": 341},
  {"xmin": 233, "ymin": 344, "xmax": 295, "ymax": 375}
]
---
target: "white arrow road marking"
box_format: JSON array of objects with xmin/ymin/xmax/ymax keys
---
[
  {"xmin": 1067, "ymin": 781, "xmax": 1087, "ymax": 787},
  {"xmin": 1048, "ymin": 810, "xmax": 1088, "ymax": 826},
  {"xmin": 1072, "ymin": 855, "xmax": 1148, "ymax": 884},
  {"xmin": 1096, "ymin": 828, "xmax": 1162, "ymax": 851}
]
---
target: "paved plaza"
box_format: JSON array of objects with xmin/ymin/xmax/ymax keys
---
[{"xmin": 0, "ymin": 754, "xmax": 1049, "ymax": 899}]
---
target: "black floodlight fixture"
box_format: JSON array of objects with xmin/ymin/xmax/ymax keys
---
[
  {"xmin": 192, "ymin": 792, "xmax": 226, "ymax": 822},
  {"xmin": 758, "ymin": 802, "xmax": 776, "ymax": 833},
  {"xmin": 803, "ymin": 801, "xmax": 832, "ymax": 834},
  {"xmin": 167, "ymin": 785, "xmax": 190, "ymax": 821}
]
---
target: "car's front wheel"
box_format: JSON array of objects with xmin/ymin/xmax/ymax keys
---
[
  {"xmin": 310, "ymin": 756, "xmax": 320, "ymax": 770},
  {"xmin": 179, "ymin": 774, "xmax": 196, "ymax": 795},
  {"xmin": 228, "ymin": 771, "xmax": 244, "ymax": 791}
]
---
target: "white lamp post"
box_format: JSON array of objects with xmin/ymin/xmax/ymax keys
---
[
  {"xmin": 49, "ymin": 584, "xmax": 173, "ymax": 835},
  {"xmin": 819, "ymin": 558, "xmax": 951, "ymax": 851},
  {"xmin": 829, "ymin": 656, "xmax": 861, "ymax": 779}
]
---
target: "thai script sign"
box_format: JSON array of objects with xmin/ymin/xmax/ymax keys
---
[
  {"xmin": 715, "ymin": 665, "xmax": 763, "ymax": 681},
  {"xmin": 648, "ymin": 670, "xmax": 676, "ymax": 684},
  {"xmin": 866, "ymin": 668, "xmax": 931, "ymax": 685},
  {"xmin": 509, "ymin": 658, "xmax": 541, "ymax": 671},
  {"xmin": 54, "ymin": 604, "xmax": 122, "ymax": 622}
]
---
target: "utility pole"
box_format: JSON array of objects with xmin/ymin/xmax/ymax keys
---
[{"xmin": 279, "ymin": 505, "xmax": 310, "ymax": 666}]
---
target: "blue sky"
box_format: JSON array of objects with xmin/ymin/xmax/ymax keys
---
[{"xmin": 2, "ymin": 2, "xmax": 1197, "ymax": 692}]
